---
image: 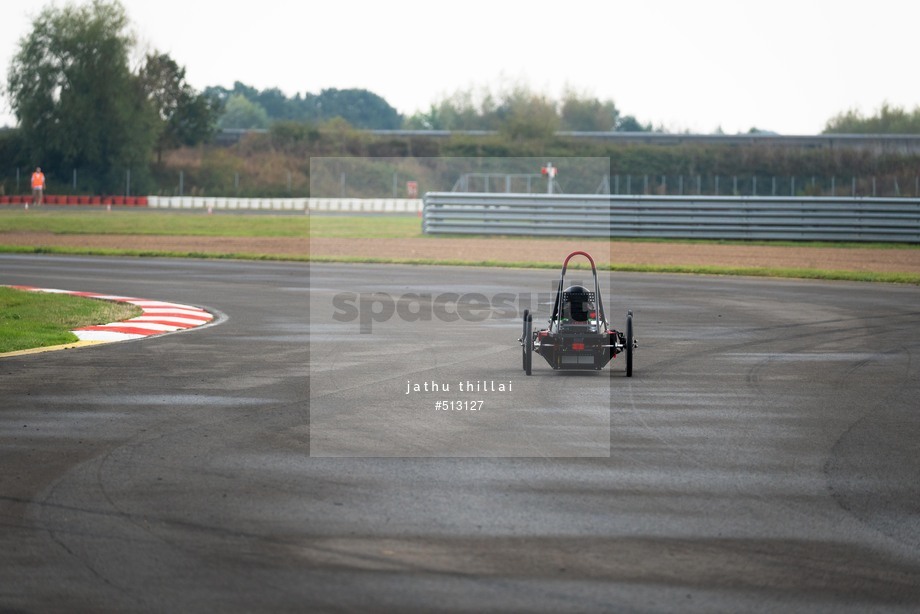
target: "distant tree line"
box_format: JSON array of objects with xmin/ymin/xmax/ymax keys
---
[
  {"xmin": 403, "ymin": 84, "xmax": 652, "ymax": 134},
  {"xmin": 5, "ymin": 0, "xmax": 920, "ymax": 198},
  {"xmin": 204, "ymin": 83, "xmax": 403, "ymax": 130},
  {"xmin": 823, "ymin": 103, "xmax": 920, "ymax": 134},
  {"xmin": 205, "ymin": 81, "xmax": 654, "ymax": 135}
]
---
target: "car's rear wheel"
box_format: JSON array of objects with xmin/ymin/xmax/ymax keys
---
[
  {"xmin": 524, "ymin": 312, "xmax": 533, "ymax": 376},
  {"xmin": 626, "ymin": 310, "xmax": 633, "ymax": 377},
  {"xmin": 522, "ymin": 309, "xmax": 530, "ymax": 371}
]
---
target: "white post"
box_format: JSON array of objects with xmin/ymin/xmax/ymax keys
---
[{"xmin": 544, "ymin": 162, "xmax": 556, "ymax": 194}]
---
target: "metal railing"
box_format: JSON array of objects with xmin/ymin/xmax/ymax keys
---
[
  {"xmin": 146, "ymin": 196, "xmax": 422, "ymax": 213},
  {"xmin": 422, "ymin": 193, "xmax": 920, "ymax": 243}
]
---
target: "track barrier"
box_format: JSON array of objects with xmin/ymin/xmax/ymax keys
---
[
  {"xmin": 0, "ymin": 195, "xmax": 148, "ymax": 206},
  {"xmin": 422, "ymin": 193, "xmax": 920, "ymax": 243},
  {"xmin": 1, "ymin": 195, "xmax": 423, "ymax": 213},
  {"xmin": 146, "ymin": 197, "xmax": 422, "ymax": 213}
]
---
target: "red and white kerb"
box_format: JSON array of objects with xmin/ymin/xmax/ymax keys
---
[{"xmin": 9, "ymin": 286, "xmax": 214, "ymax": 342}]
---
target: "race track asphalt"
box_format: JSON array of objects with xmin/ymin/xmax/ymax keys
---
[{"xmin": 1, "ymin": 254, "xmax": 919, "ymax": 612}]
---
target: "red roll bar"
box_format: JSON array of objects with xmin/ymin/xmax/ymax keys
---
[{"xmin": 561, "ymin": 250, "xmax": 597, "ymax": 274}]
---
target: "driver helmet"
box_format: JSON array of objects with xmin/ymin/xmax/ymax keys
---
[{"xmin": 563, "ymin": 285, "xmax": 594, "ymax": 321}]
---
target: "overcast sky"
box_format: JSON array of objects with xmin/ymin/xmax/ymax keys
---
[{"xmin": 2, "ymin": 0, "xmax": 918, "ymax": 134}]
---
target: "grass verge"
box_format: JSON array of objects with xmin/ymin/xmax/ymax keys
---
[
  {"xmin": 0, "ymin": 210, "xmax": 418, "ymax": 239},
  {"xmin": 2, "ymin": 210, "xmax": 918, "ymax": 284},
  {"xmin": 0, "ymin": 287, "xmax": 142, "ymax": 353},
  {"xmin": 2, "ymin": 210, "xmax": 920, "ymax": 248},
  {"xmin": 2, "ymin": 245, "xmax": 918, "ymax": 285}
]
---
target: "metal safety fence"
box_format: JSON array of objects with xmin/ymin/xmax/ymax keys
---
[
  {"xmin": 147, "ymin": 196, "xmax": 422, "ymax": 213},
  {"xmin": 422, "ymin": 193, "xmax": 920, "ymax": 243}
]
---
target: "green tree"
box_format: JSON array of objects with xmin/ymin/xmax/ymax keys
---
[
  {"xmin": 404, "ymin": 105, "xmax": 444, "ymax": 130},
  {"xmin": 824, "ymin": 103, "xmax": 920, "ymax": 134},
  {"xmin": 560, "ymin": 90, "xmax": 619, "ymax": 131},
  {"xmin": 218, "ymin": 94, "xmax": 270, "ymax": 129},
  {"xmin": 616, "ymin": 115, "xmax": 652, "ymax": 132},
  {"xmin": 255, "ymin": 87, "xmax": 295, "ymax": 120},
  {"xmin": 0, "ymin": 129, "xmax": 27, "ymax": 195},
  {"xmin": 5, "ymin": 0, "xmax": 156, "ymax": 193},
  {"xmin": 204, "ymin": 83, "xmax": 403, "ymax": 129},
  {"xmin": 139, "ymin": 52, "xmax": 218, "ymax": 163},
  {"xmin": 409, "ymin": 84, "xmax": 645, "ymax": 136},
  {"xmin": 204, "ymin": 81, "xmax": 260, "ymax": 108},
  {"xmin": 432, "ymin": 88, "xmax": 491, "ymax": 130},
  {"xmin": 309, "ymin": 88, "xmax": 402, "ymax": 129},
  {"xmin": 495, "ymin": 86, "xmax": 559, "ymax": 141}
]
